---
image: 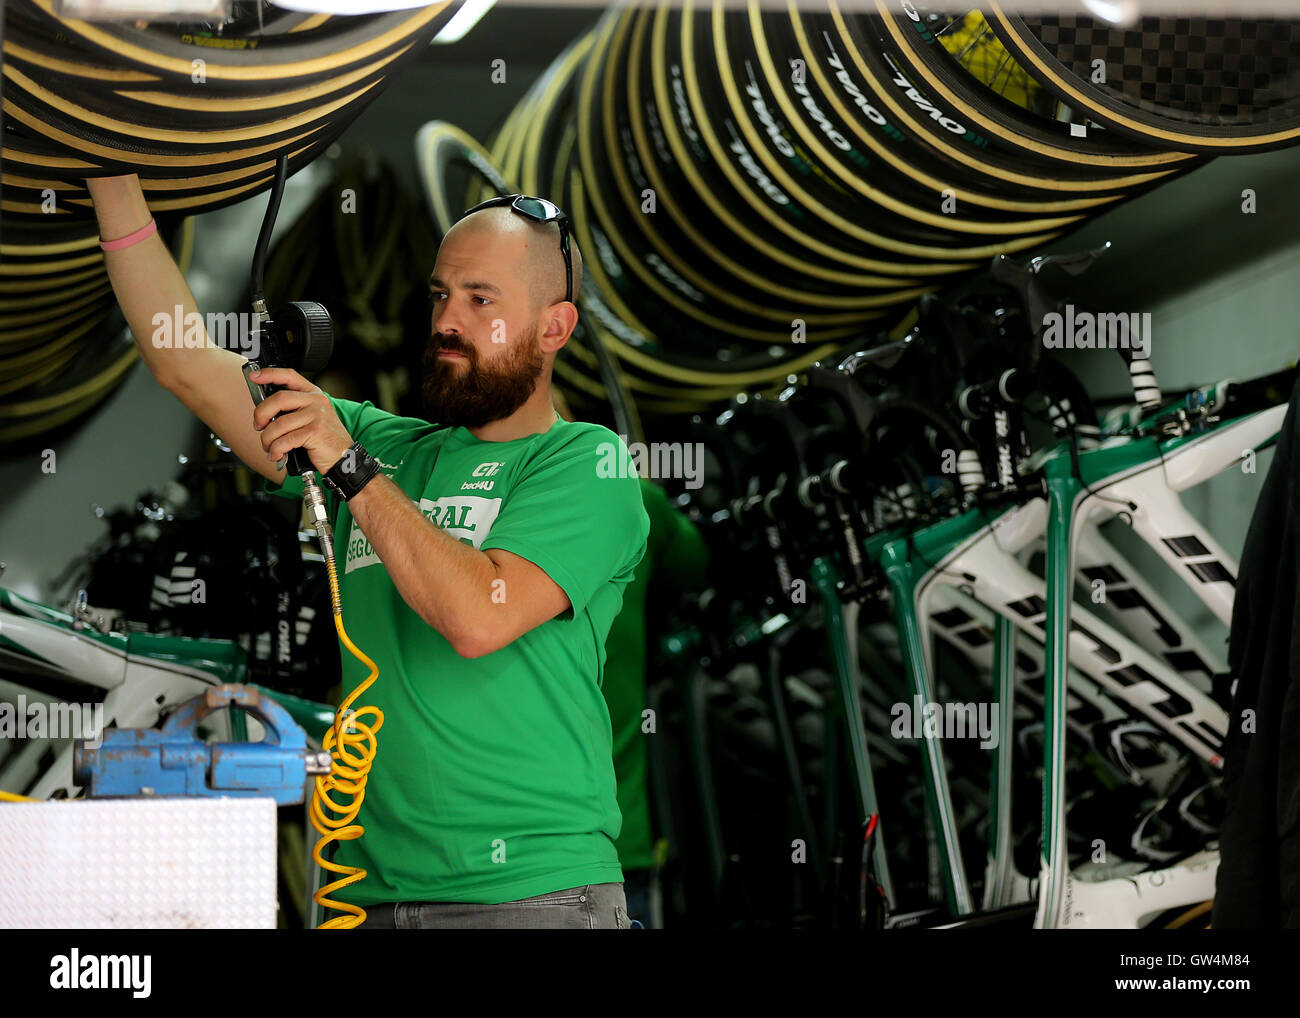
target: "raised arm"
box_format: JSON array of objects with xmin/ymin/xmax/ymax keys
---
[{"xmin": 87, "ymin": 173, "xmax": 286, "ymax": 486}]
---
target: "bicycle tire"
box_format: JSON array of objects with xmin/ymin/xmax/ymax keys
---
[
  {"xmin": 756, "ymin": 5, "xmax": 1131, "ymax": 212},
  {"xmin": 869, "ymin": 0, "xmax": 1200, "ymax": 169},
  {"xmin": 675, "ymin": 1, "xmax": 1060, "ymax": 264},
  {"xmin": 579, "ymin": 7, "xmax": 912, "ymax": 343},
  {"xmin": 717, "ymin": 4, "xmax": 1088, "ymax": 237},
  {"xmin": 623, "ymin": 7, "xmax": 934, "ymax": 300},
  {"xmin": 985, "ymin": 2, "xmax": 1300, "ymax": 154},
  {"xmin": 11, "ymin": 0, "xmax": 455, "ymax": 88}
]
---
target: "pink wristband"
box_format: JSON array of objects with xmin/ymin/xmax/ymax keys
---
[{"xmin": 99, "ymin": 217, "xmax": 157, "ymax": 252}]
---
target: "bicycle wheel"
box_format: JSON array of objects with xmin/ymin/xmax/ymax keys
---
[
  {"xmin": 716, "ymin": 3, "xmax": 1087, "ymax": 236},
  {"xmin": 868, "ymin": 1, "xmax": 1202, "ymax": 169},
  {"xmin": 10, "ymin": 0, "xmax": 455, "ymax": 89},
  {"xmin": 986, "ymin": 3, "xmax": 1300, "ymax": 154},
  {"xmin": 0, "ymin": 216, "xmax": 195, "ymax": 448},
  {"xmin": 760, "ymin": 5, "xmax": 1135, "ymax": 211},
  {"xmin": 580, "ymin": 5, "xmax": 904, "ymax": 345}
]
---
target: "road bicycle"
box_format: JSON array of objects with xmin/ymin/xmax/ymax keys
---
[{"xmin": 671, "ymin": 249, "xmax": 1290, "ymax": 928}]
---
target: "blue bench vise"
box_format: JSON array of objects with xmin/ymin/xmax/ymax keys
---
[{"xmin": 73, "ymin": 684, "xmax": 333, "ymax": 806}]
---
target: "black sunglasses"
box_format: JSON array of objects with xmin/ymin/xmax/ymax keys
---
[{"xmin": 459, "ymin": 193, "xmax": 573, "ymax": 305}]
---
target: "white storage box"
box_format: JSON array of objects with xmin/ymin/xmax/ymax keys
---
[{"xmin": 0, "ymin": 797, "xmax": 278, "ymax": 928}]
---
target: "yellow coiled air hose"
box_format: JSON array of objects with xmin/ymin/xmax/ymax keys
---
[{"xmin": 302, "ymin": 472, "xmax": 384, "ymax": 930}]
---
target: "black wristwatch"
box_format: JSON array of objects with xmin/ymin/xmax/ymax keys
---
[{"xmin": 323, "ymin": 440, "xmax": 382, "ymax": 501}]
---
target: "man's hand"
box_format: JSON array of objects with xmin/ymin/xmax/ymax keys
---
[{"xmin": 249, "ymin": 367, "xmax": 354, "ymax": 473}]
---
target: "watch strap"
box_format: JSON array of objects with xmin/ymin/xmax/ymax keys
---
[{"xmin": 323, "ymin": 441, "xmax": 381, "ymax": 501}]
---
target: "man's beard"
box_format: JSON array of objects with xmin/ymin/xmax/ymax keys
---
[{"xmin": 421, "ymin": 323, "xmax": 544, "ymax": 428}]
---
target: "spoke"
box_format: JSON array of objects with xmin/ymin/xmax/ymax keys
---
[
  {"xmin": 932, "ymin": 14, "xmax": 967, "ymax": 39},
  {"xmin": 988, "ymin": 48, "xmax": 1017, "ymax": 98},
  {"xmin": 951, "ymin": 20, "xmax": 994, "ymax": 66}
]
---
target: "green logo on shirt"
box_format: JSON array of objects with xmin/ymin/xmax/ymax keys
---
[
  {"xmin": 343, "ymin": 496, "xmax": 504, "ymax": 574},
  {"xmin": 427, "ymin": 503, "xmax": 477, "ymax": 531}
]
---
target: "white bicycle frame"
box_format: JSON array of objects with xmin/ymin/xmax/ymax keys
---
[
  {"xmin": 877, "ymin": 403, "xmax": 1281, "ymax": 927},
  {"xmin": 1033, "ymin": 405, "xmax": 1282, "ymax": 928},
  {"xmin": 0, "ymin": 591, "xmax": 251, "ymax": 799}
]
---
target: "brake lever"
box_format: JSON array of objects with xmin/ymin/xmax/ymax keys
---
[{"xmin": 989, "ymin": 241, "xmax": 1113, "ymax": 341}]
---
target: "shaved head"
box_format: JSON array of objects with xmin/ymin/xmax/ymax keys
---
[
  {"xmin": 423, "ymin": 200, "xmax": 582, "ymax": 434},
  {"xmin": 450, "ymin": 205, "xmax": 583, "ymax": 312}
]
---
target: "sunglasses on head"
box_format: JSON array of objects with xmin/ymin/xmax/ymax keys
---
[{"xmin": 459, "ymin": 193, "xmax": 573, "ymax": 305}]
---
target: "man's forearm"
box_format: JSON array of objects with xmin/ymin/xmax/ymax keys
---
[
  {"xmin": 88, "ymin": 174, "xmax": 211, "ymax": 390},
  {"xmin": 344, "ymin": 473, "xmax": 496, "ymax": 655}
]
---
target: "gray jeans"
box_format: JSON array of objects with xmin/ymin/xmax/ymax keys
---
[{"xmin": 356, "ymin": 882, "xmax": 631, "ymax": 929}]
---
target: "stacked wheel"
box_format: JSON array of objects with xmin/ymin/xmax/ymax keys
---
[
  {"xmin": 0, "ymin": 0, "xmax": 460, "ymax": 445},
  {"xmin": 440, "ymin": 1, "xmax": 1300, "ymax": 418}
]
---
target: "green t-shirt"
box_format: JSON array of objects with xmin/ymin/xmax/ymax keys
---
[
  {"xmin": 265, "ymin": 398, "xmax": 649, "ymax": 905},
  {"xmin": 601, "ymin": 479, "xmax": 709, "ymax": 871}
]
